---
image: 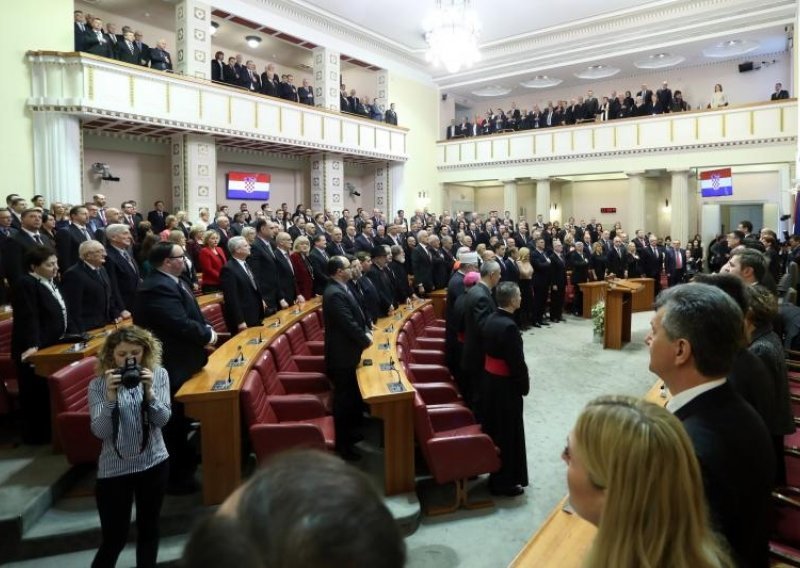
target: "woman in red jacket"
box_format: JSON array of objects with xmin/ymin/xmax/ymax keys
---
[
  {"xmin": 289, "ymin": 235, "xmax": 314, "ymax": 301},
  {"xmin": 198, "ymin": 230, "xmax": 227, "ymax": 293}
]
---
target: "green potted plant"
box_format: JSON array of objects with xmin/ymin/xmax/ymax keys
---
[{"xmin": 591, "ymin": 300, "xmax": 605, "ymax": 340}]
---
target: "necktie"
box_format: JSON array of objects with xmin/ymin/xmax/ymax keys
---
[
  {"xmin": 81, "ymin": 227, "xmax": 91, "ymax": 241},
  {"xmin": 121, "ymin": 249, "xmax": 139, "ymax": 275},
  {"xmin": 676, "ymin": 252, "xmax": 682, "ymax": 269},
  {"xmin": 127, "ymin": 41, "xmax": 133, "ymax": 54},
  {"xmin": 242, "ymin": 262, "xmax": 257, "ymax": 289},
  {"xmin": 284, "ymin": 252, "xmax": 294, "ymax": 274},
  {"xmin": 33, "ymin": 234, "xmax": 42, "ymax": 245}
]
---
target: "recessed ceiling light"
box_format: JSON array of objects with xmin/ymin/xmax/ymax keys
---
[
  {"xmin": 702, "ymin": 39, "xmax": 759, "ymax": 58},
  {"xmin": 574, "ymin": 65, "xmax": 620, "ymax": 80},
  {"xmin": 210, "ymin": 22, "xmax": 219, "ymax": 35},
  {"xmin": 520, "ymin": 75, "xmax": 563, "ymax": 88},
  {"xmin": 246, "ymin": 35, "xmax": 261, "ymax": 48},
  {"xmin": 634, "ymin": 53, "xmax": 686, "ymax": 69},
  {"xmin": 471, "ymin": 85, "xmax": 512, "ymax": 97}
]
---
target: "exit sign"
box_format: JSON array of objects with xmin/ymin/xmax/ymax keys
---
[{"xmin": 600, "ymin": 207, "xmax": 617, "ymax": 213}]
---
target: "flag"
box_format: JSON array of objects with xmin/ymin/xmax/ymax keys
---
[
  {"xmin": 227, "ymin": 172, "xmax": 270, "ymax": 200},
  {"xmin": 699, "ymin": 168, "xmax": 732, "ymax": 197}
]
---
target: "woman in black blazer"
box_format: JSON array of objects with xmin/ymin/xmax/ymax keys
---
[
  {"xmin": 625, "ymin": 242, "xmax": 642, "ymax": 278},
  {"xmin": 589, "ymin": 242, "xmax": 607, "ymax": 281},
  {"xmin": 11, "ymin": 246, "xmax": 69, "ymax": 444}
]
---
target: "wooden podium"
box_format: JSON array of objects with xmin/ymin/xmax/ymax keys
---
[
  {"xmin": 577, "ymin": 281, "xmax": 608, "ymax": 318},
  {"xmin": 627, "ymin": 278, "xmax": 655, "ymax": 312},
  {"xmin": 604, "ymin": 280, "xmax": 643, "ymax": 349}
]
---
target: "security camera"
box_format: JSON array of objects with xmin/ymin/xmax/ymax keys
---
[
  {"xmin": 351, "ymin": 190, "xmax": 361, "ymax": 197},
  {"xmin": 91, "ymin": 162, "xmax": 120, "ymax": 182}
]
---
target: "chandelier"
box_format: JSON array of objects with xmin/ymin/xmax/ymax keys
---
[{"xmin": 423, "ymin": 0, "xmax": 481, "ymax": 74}]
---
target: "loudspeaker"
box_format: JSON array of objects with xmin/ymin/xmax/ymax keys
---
[
  {"xmin": 738, "ymin": 61, "xmax": 754, "ymax": 73},
  {"xmin": 441, "ymin": 93, "xmax": 448, "ymax": 101}
]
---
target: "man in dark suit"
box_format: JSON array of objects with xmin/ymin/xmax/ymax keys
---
[
  {"xmin": 326, "ymin": 228, "xmax": 349, "ymax": 257},
  {"xmin": 211, "ymin": 51, "xmax": 226, "ymax": 82},
  {"xmin": 567, "ymin": 241, "xmax": 590, "ymax": 316},
  {"xmin": 275, "ymin": 232, "xmax": 300, "ymax": 307},
  {"xmin": 641, "ymin": 235, "xmax": 665, "ymax": 295},
  {"xmin": 637, "ymin": 84, "xmax": 653, "ymax": 110},
  {"xmin": 656, "ymin": 81, "xmax": 673, "ymax": 110},
  {"xmin": 649, "ymin": 284, "xmax": 774, "ymax": 568},
  {"xmin": 104, "ymin": 223, "xmax": 141, "ymax": 312},
  {"xmin": 116, "ymin": 30, "xmax": 141, "ymax": 65},
  {"xmin": 3, "ymin": 209, "xmax": 47, "ymax": 286},
  {"xmin": 149, "ymin": 39, "xmax": 173, "ymax": 71},
  {"xmin": 224, "ymin": 56, "xmax": 240, "ymax": 85},
  {"xmin": 665, "ymin": 240, "xmax": 687, "ymax": 287},
  {"xmin": 364, "ymin": 246, "xmax": 395, "ymax": 315},
  {"xmin": 83, "ymin": 17, "xmax": 113, "ymax": 58},
  {"xmin": 771, "ymin": 82, "xmax": 790, "ymax": 100},
  {"xmin": 74, "ymin": 10, "xmax": 88, "ymax": 51},
  {"xmin": 340, "ymin": 85, "xmax": 351, "ymax": 112},
  {"xmin": 261, "ymin": 64, "xmax": 280, "ymax": 96},
  {"xmin": 411, "ymin": 231, "xmax": 434, "ymax": 295},
  {"xmin": 355, "ymin": 223, "xmax": 376, "ymax": 253},
  {"xmin": 61, "ymin": 241, "xmax": 126, "ymax": 333},
  {"xmin": 323, "ymin": 256, "xmax": 372, "ymax": 460},
  {"xmin": 239, "ymin": 61, "xmax": 262, "ymax": 93},
  {"xmin": 530, "ymin": 237, "xmax": 552, "ymax": 327},
  {"xmin": 280, "ymin": 74, "xmax": 299, "ymax": 102},
  {"xmin": 606, "ymin": 236, "xmax": 628, "ymax": 278},
  {"xmin": 220, "ymin": 237, "xmax": 266, "ymax": 333},
  {"xmin": 248, "ymin": 219, "xmax": 281, "ymax": 313},
  {"xmin": 133, "ymin": 242, "xmax": 217, "ymax": 493},
  {"xmin": 147, "ymin": 201, "xmax": 167, "ymax": 234},
  {"xmin": 55, "ymin": 205, "xmax": 95, "ymax": 273},
  {"xmin": 298, "ymin": 79, "xmax": 314, "ymax": 106},
  {"xmin": 384, "ymin": 103, "xmax": 398, "ymax": 125},
  {"xmin": 341, "ymin": 226, "xmax": 357, "ymax": 256},
  {"xmin": 133, "ymin": 31, "xmax": 150, "ymax": 67},
  {"xmin": 308, "ymin": 234, "xmax": 330, "ymax": 296},
  {"xmin": 445, "ymin": 251, "xmax": 479, "ymax": 379}
]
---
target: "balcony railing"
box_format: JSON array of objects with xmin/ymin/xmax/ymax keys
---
[
  {"xmin": 436, "ymin": 100, "xmax": 797, "ymax": 169},
  {"xmin": 27, "ymin": 51, "xmax": 408, "ymax": 162}
]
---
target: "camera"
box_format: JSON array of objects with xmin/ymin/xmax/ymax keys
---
[{"xmin": 116, "ymin": 357, "xmax": 142, "ymax": 389}]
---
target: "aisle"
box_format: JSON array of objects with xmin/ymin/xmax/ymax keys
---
[{"xmin": 405, "ymin": 310, "xmax": 658, "ymax": 568}]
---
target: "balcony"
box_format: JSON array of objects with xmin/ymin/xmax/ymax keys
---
[
  {"xmin": 26, "ymin": 51, "xmax": 408, "ymax": 163},
  {"xmin": 437, "ymin": 100, "xmax": 797, "ymax": 170}
]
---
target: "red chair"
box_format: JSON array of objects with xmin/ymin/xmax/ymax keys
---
[
  {"xmin": 251, "ymin": 350, "xmax": 332, "ymax": 412},
  {"xmin": 286, "ymin": 323, "xmax": 324, "ymax": 356},
  {"xmin": 200, "ymin": 303, "xmax": 231, "ymax": 344},
  {"xmin": 402, "ymin": 321, "xmax": 445, "ymax": 353},
  {"xmin": 770, "ymin": 489, "xmax": 800, "ymax": 566},
  {"xmin": 48, "ymin": 357, "xmax": 102, "ymax": 465},
  {"xmin": 300, "ymin": 312, "xmax": 325, "ymax": 345},
  {"xmin": 397, "ymin": 330, "xmax": 446, "ymax": 366},
  {"xmin": 402, "ymin": 362, "xmax": 462, "ymax": 406},
  {"xmin": 269, "ymin": 334, "xmax": 327, "ymax": 375},
  {"xmin": 786, "ymin": 447, "xmax": 800, "ymax": 488},
  {"xmin": 0, "ymin": 318, "xmax": 17, "ymax": 415},
  {"xmin": 239, "ymin": 370, "xmax": 334, "ymax": 462},
  {"xmin": 412, "ymin": 392, "xmax": 500, "ymax": 515},
  {"xmin": 411, "ymin": 312, "xmax": 445, "ymax": 340},
  {"xmin": 420, "ymin": 304, "xmax": 446, "ymax": 329}
]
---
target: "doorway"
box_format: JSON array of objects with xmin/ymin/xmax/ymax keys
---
[{"xmin": 720, "ymin": 203, "xmax": 763, "ymax": 234}]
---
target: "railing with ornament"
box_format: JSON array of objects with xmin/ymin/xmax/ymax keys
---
[{"xmin": 26, "ymin": 51, "xmax": 408, "ymax": 162}]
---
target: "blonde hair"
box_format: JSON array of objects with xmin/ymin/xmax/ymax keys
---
[
  {"xmin": 202, "ymin": 230, "xmax": 219, "ymax": 247},
  {"xmin": 96, "ymin": 326, "xmax": 162, "ymax": 374},
  {"xmin": 292, "ymin": 235, "xmax": 310, "ymax": 252},
  {"xmin": 518, "ymin": 247, "xmax": 530, "ymax": 262},
  {"xmin": 575, "ymin": 396, "xmax": 731, "ymax": 568}
]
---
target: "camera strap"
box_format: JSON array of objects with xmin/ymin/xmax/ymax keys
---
[{"xmin": 111, "ymin": 390, "xmax": 151, "ymax": 460}]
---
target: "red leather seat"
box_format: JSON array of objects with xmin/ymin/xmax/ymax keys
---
[
  {"xmin": 420, "ymin": 304, "xmax": 446, "ymax": 329},
  {"xmin": 412, "ymin": 392, "xmax": 500, "ymax": 515},
  {"xmin": 252, "ymin": 350, "xmax": 332, "ymax": 412},
  {"xmin": 770, "ymin": 489, "xmax": 800, "ymax": 566},
  {"xmin": 286, "ymin": 322, "xmax": 324, "ymax": 356},
  {"xmin": 269, "ymin": 334, "xmax": 327, "ymax": 375},
  {"xmin": 48, "ymin": 357, "xmax": 102, "ymax": 465},
  {"xmin": 200, "ymin": 303, "xmax": 231, "ymax": 344},
  {"xmin": 402, "ymin": 361, "xmax": 462, "ymax": 406},
  {"xmin": 411, "ymin": 311, "xmax": 445, "ymax": 340},
  {"xmin": 396, "ymin": 330, "xmax": 445, "ymax": 366},
  {"xmin": 0, "ymin": 318, "xmax": 17, "ymax": 415},
  {"xmin": 300, "ymin": 312, "xmax": 325, "ymax": 343},
  {"xmin": 240, "ymin": 370, "xmax": 334, "ymax": 462},
  {"xmin": 401, "ymin": 322, "xmax": 446, "ymax": 356},
  {"xmin": 786, "ymin": 448, "xmax": 800, "ymax": 488}
]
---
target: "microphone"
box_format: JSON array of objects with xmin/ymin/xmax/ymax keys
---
[{"xmin": 226, "ymin": 363, "xmax": 233, "ymax": 385}]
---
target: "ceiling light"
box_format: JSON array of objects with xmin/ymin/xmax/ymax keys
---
[
  {"xmin": 423, "ymin": 0, "xmax": 481, "ymax": 74},
  {"xmin": 574, "ymin": 65, "xmax": 620, "ymax": 80},
  {"xmin": 471, "ymin": 85, "xmax": 511, "ymax": 97},
  {"xmin": 702, "ymin": 39, "xmax": 759, "ymax": 58},
  {"xmin": 520, "ymin": 75, "xmax": 563, "ymax": 88},
  {"xmin": 245, "ymin": 35, "xmax": 261, "ymax": 48},
  {"xmin": 210, "ymin": 22, "xmax": 219, "ymax": 35},
  {"xmin": 634, "ymin": 52, "xmax": 685, "ymax": 69}
]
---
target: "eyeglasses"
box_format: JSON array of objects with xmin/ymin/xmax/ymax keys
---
[{"xmin": 169, "ymin": 254, "xmax": 186, "ymax": 260}]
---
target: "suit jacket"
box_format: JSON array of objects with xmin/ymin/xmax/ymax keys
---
[
  {"xmin": 460, "ymin": 283, "xmax": 496, "ymax": 371},
  {"xmin": 55, "ymin": 224, "xmax": 93, "ymax": 273},
  {"xmin": 325, "ymin": 240, "xmax": 348, "ymax": 258},
  {"xmin": 385, "ymin": 109, "xmax": 398, "ymax": 125},
  {"xmin": 567, "ymin": 250, "xmax": 589, "ymax": 284},
  {"xmin": 340, "ymin": 92, "xmax": 351, "ymax": 112},
  {"xmin": 210, "ymin": 59, "xmax": 226, "ymax": 82},
  {"xmin": 74, "ymin": 22, "xmax": 87, "ymax": 51},
  {"xmin": 149, "ymin": 47, "xmax": 172, "ymax": 71},
  {"xmin": 220, "ymin": 259, "xmax": 265, "ymax": 333},
  {"xmin": 104, "ymin": 245, "xmax": 141, "ymax": 311},
  {"xmin": 322, "ymin": 282, "xmax": 370, "ymax": 370},
  {"xmin": 641, "ymin": 245, "xmax": 663, "ymax": 278},
  {"xmin": 290, "ymin": 252, "xmax": 314, "ymax": 300},
  {"xmin": 280, "ymin": 82, "xmax": 299, "ymax": 103},
  {"xmin": 11, "ymin": 275, "xmax": 67, "ymax": 358},
  {"xmin": 606, "ymin": 246, "xmax": 628, "ymax": 278},
  {"xmin": 82, "ymin": 29, "xmax": 113, "ymax": 58},
  {"xmin": 133, "ymin": 270, "xmax": 212, "ymax": 389},
  {"xmin": 673, "ymin": 383, "xmax": 773, "ymax": 568},
  {"xmin": 275, "ymin": 249, "xmax": 298, "ymax": 304},
  {"xmin": 134, "ymin": 41, "xmax": 150, "ymax": 66},
  {"xmin": 771, "ymin": 90, "xmax": 790, "ymax": 100},
  {"xmin": 261, "ymin": 73, "xmax": 279, "ymax": 96},
  {"xmin": 411, "ymin": 245, "xmax": 434, "ymax": 292},
  {"xmin": 239, "ymin": 69, "xmax": 262, "ymax": 92},
  {"xmin": 297, "ymin": 86, "xmax": 314, "ymax": 106},
  {"xmin": 530, "ymin": 249, "xmax": 551, "ymax": 285},
  {"xmin": 247, "ymin": 238, "xmax": 280, "ymax": 311},
  {"xmin": 308, "ymin": 247, "xmax": 330, "ymax": 296},
  {"xmin": 225, "ymin": 64, "xmax": 240, "ymax": 85},
  {"xmin": 665, "ymin": 248, "xmax": 687, "ymax": 275},
  {"xmin": 117, "ymin": 40, "xmax": 141, "ymax": 65},
  {"xmin": 354, "ymin": 233, "xmax": 375, "ymax": 253},
  {"xmin": 147, "ymin": 210, "xmax": 167, "ymax": 233},
  {"xmin": 548, "ymin": 251, "xmax": 567, "ymax": 287},
  {"xmin": 3, "ymin": 231, "xmax": 46, "ymax": 285},
  {"xmin": 61, "ymin": 262, "xmax": 121, "ymax": 333},
  {"xmin": 365, "ymin": 265, "xmax": 394, "ymax": 316}
]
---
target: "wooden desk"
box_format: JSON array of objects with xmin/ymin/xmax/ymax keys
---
[
  {"xmin": 176, "ymin": 298, "xmax": 321, "ymax": 506},
  {"xmin": 28, "ymin": 321, "xmax": 131, "ymax": 378},
  {"xmin": 356, "ymin": 301, "xmax": 427, "ymax": 495},
  {"xmin": 577, "ymin": 282, "xmax": 608, "ymax": 318},
  {"xmin": 628, "ymin": 278, "xmax": 655, "ymax": 312},
  {"xmin": 509, "ymin": 380, "xmax": 667, "ymax": 567},
  {"xmin": 196, "ymin": 292, "xmax": 224, "ymax": 308},
  {"xmin": 429, "ymin": 289, "xmax": 447, "ymax": 320},
  {"xmin": 0, "ymin": 306, "xmax": 12, "ymax": 321}
]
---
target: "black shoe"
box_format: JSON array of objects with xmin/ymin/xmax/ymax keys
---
[
  {"xmin": 539, "ymin": 321, "xmax": 550, "ymax": 326},
  {"xmin": 338, "ymin": 448, "xmax": 362, "ymax": 462},
  {"xmin": 166, "ymin": 477, "xmax": 200, "ymax": 495},
  {"xmin": 532, "ymin": 323, "xmax": 542, "ymax": 328},
  {"xmin": 490, "ymin": 485, "xmax": 524, "ymax": 497}
]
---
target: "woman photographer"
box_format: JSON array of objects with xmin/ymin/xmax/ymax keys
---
[{"xmin": 88, "ymin": 326, "xmax": 171, "ymax": 568}]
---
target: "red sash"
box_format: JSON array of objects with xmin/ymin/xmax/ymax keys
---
[{"xmin": 484, "ymin": 355, "xmax": 511, "ymax": 377}]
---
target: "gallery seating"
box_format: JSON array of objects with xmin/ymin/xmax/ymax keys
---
[
  {"xmin": 251, "ymin": 349, "xmax": 332, "ymax": 412},
  {"xmin": 200, "ymin": 303, "xmax": 231, "ymax": 344},
  {"xmin": 285, "ymin": 322, "xmax": 324, "ymax": 356},
  {"xmin": 268, "ymin": 334, "xmax": 327, "ymax": 375}
]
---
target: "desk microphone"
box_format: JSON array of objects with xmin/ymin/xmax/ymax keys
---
[
  {"xmin": 226, "ymin": 363, "xmax": 233, "ymax": 385},
  {"xmin": 237, "ymin": 345, "xmax": 245, "ymax": 362}
]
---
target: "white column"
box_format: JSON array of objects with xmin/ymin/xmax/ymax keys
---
[
  {"xmin": 374, "ymin": 163, "xmax": 389, "ymax": 216},
  {"xmin": 701, "ymin": 203, "xmax": 721, "ymax": 269},
  {"xmin": 310, "ymin": 153, "xmax": 344, "ymax": 216},
  {"xmin": 535, "ymin": 178, "xmax": 551, "ymax": 222},
  {"xmin": 32, "ymin": 112, "xmax": 82, "ymax": 205},
  {"xmin": 626, "ymin": 171, "xmax": 647, "ymax": 235},
  {"xmin": 172, "ymin": 134, "xmax": 216, "ymax": 222},
  {"xmin": 503, "ymin": 180, "xmax": 518, "ymax": 220},
  {"xmin": 175, "ymin": 0, "xmax": 211, "ymax": 79},
  {"xmin": 779, "ymin": 163, "xmax": 793, "ymax": 225},
  {"xmin": 388, "ymin": 162, "xmax": 405, "ymax": 218},
  {"xmin": 375, "ymin": 69, "xmax": 390, "ymax": 116},
  {"xmin": 669, "ymin": 169, "xmax": 692, "ymax": 245},
  {"xmin": 312, "ymin": 47, "xmax": 340, "ymax": 112}
]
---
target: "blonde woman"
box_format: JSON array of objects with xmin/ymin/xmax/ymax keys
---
[
  {"xmin": 564, "ymin": 395, "xmax": 731, "ymax": 568},
  {"xmin": 516, "ymin": 247, "xmax": 534, "ymax": 330},
  {"xmin": 159, "ymin": 215, "xmax": 179, "ymax": 241},
  {"xmin": 198, "ymin": 230, "xmax": 227, "ymax": 293}
]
